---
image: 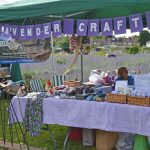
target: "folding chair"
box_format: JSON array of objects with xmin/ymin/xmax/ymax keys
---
[
  {"xmin": 52, "ymin": 74, "xmax": 67, "ymax": 86},
  {"xmin": 30, "ymin": 77, "xmax": 44, "ymax": 92}
]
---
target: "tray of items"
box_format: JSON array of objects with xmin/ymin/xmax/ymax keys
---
[
  {"xmin": 106, "ymin": 93, "xmax": 127, "ymax": 104},
  {"xmin": 64, "ymin": 80, "xmax": 81, "ymax": 87}
]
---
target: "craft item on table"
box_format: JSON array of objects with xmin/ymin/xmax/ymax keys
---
[
  {"xmin": 59, "ymin": 92, "xmax": 67, "ymax": 99},
  {"xmin": 45, "ymin": 80, "xmax": 54, "ymax": 96},
  {"xmin": 130, "ymin": 89, "xmax": 150, "ymax": 97},
  {"xmin": 94, "ymin": 85, "xmax": 112, "ymax": 93},
  {"xmin": 0, "ymin": 80, "xmax": 13, "ymax": 87},
  {"xmin": 85, "ymin": 95, "xmax": 94, "ymax": 101},
  {"xmin": 75, "ymin": 94, "xmax": 88, "ymax": 100},
  {"xmin": 23, "ymin": 93, "xmax": 43, "ymax": 136},
  {"xmin": 103, "ymin": 71, "xmax": 114, "ymax": 85},
  {"xmin": 17, "ymin": 84, "xmax": 26, "ymax": 97},
  {"xmin": 89, "ymin": 72, "xmax": 105, "ymax": 85},
  {"xmin": 64, "ymin": 80, "xmax": 81, "ymax": 87},
  {"xmin": 54, "ymin": 85, "xmax": 65, "ymax": 90}
]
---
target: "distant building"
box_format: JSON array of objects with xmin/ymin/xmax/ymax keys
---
[
  {"xmin": 90, "ymin": 36, "xmax": 139, "ymax": 47},
  {"xmin": 146, "ymin": 41, "xmax": 150, "ymax": 47}
]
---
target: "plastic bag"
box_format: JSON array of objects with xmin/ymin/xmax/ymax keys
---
[
  {"xmin": 116, "ymin": 133, "xmax": 135, "ymax": 150},
  {"xmin": 89, "ymin": 72, "xmax": 104, "ymax": 85}
]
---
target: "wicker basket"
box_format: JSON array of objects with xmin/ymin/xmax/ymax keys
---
[
  {"xmin": 64, "ymin": 80, "xmax": 81, "ymax": 87},
  {"xmin": 106, "ymin": 93, "xmax": 127, "ymax": 104},
  {"xmin": 127, "ymin": 96, "xmax": 150, "ymax": 107}
]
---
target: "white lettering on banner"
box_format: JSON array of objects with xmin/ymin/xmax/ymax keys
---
[
  {"xmin": 117, "ymin": 20, "xmax": 123, "ymax": 30},
  {"xmin": 27, "ymin": 28, "xmax": 32, "ymax": 36},
  {"xmin": 3, "ymin": 27, "xmax": 9, "ymax": 35},
  {"xmin": 54, "ymin": 24, "xmax": 60, "ymax": 33},
  {"xmin": 12, "ymin": 27, "xmax": 17, "ymax": 36},
  {"xmin": 104, "ymin": 22, "xmax": 110, "ymax": 32},
  {"xmin": 20, "ymin": 28, "xmax": 25, "ymax": 36},
  {"xmin": 36, "ymin": 27, "xmax": 41, "ymax": 36},
  {"xmin": 79, "ymin": 23, "xmax": 85, "ymax": 32},
  {"xmin": 90, "ymin": 23, "xmax": 97, "ymax": 32},
  {"xmin": 132, "ymin": 17, "xmax": 140, "ymax": 28},
  {"xmin": 44, "ymin": 26, "xmax": 49, "ymax": 34}
]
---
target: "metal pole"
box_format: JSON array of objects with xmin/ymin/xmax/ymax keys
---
[
  {"xmin": 51, "ymin": 31, "xmax": 55, "ymax": 75},
  {"xmin": 80, "ymin": 49, "xmax": 83, "ymax": 83}
]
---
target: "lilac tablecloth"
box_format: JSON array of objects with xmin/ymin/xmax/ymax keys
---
[{"xmin": 9, "ymin": 96, "xmax": 150, "ymax": 136}]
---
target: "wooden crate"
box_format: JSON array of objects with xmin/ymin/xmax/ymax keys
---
[
  {"xmin": 127, "ymin": 96, "xmax": 150, "ymax": 107},
  {"xmin": 106, "ymin": 93, "xmax": 127, "ymax": 104}
]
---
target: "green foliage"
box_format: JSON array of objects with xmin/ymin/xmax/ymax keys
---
[
  {"xmin": 96, "ymin": 50, "xmax": 106, "ymax": 56},
  {"xmin": 126, "ymin": 47, "xmax": 139, "ymax": 54},
  {"xmin": 139, "ymin": 30, "xmax": 150, "ymax": 46},
  {"xmin": 56, "ymin": 59, "xmax": 66, "ymax": 65},
  {"xmin": 54, "ymin": 36, "xmax": 70, "ymax": 53}
]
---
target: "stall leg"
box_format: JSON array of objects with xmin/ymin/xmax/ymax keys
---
[{"xmin": 63, "ymin": 127, "xmax": 71, "ymax": 150}]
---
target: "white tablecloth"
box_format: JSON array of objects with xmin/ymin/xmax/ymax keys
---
[{"xmin": 9, "ymin": 96, "xmax": 150, "ymax": 136}]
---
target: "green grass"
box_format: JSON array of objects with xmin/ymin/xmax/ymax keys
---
[{"xmin": 0, "ymin": 99, "xmax": 96, "ymax": 150}]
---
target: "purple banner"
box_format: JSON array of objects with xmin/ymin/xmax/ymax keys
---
[
  {"xmin": 11, "ymin": 25, "xmax": 19, "ymax": 39},
  {"xmin": 129, "ymin": 14, "xmax": 143, "ymax": 33},
  {"xmin": 114, "ymin": 16, "xmax": 126, "ymax": 35},
  {"xmin": 52, "ymin": 20, "xmax": 62, "ymax": 36},
  {"xmin": 34, "ymin": 24, "xmax": 43, "ymax": 39},
  {"xmin": 1, "ymin": 25, "xmax": 11, "ymax": 38},
  {"xmin": 88, "ymin": 19, "xmax": 99, "ymax": 36},
  {"xmin": 19, "ymin": 26, "xmax": 27, "ymax": 40},
  {"xmin": 43, "ymin": 22, "xmax": 51, "ymax": 39},
  {"xmin": 101, "ymin": 18, "xmax": 113, "ymax": 36},
  {"xmin": 63, "ymin": 19, "xmax": 74, "ymax": 35},
  {"xmin": 76, "ymin": 20, "xmax": 88, "ymax": 36},
  {"xmin": 146, "ymin": 12, "xmax": 150, "ymax": 30},
  {"xmin": 26, "ymin": 25, "xmax": 35, "ymax": 40}
]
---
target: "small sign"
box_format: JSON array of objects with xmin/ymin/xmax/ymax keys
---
[
  {"xmin": 134, "ymin": 74, "xmax": 150, "ymax": 93},
  {"xmin": 115, "ymin": 80, "xmax": 128, "ymax": 91}
]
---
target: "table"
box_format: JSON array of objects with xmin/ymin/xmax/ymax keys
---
[{"xmin": 9, "ymin": 96, "xmax": 150, "ymax": 136}]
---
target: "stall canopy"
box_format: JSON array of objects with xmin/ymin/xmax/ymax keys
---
[{"xmin": 0, "ymin": 0, "xmax": 150, "ymax": 24}]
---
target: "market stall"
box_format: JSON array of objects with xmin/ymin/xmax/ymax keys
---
[{"xmin": 1, "ymin": 0, "xmax": 150, "ymax": 150}]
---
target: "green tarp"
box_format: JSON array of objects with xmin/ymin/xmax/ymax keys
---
[
  {"xmin": 0, "ymin": 0, "xmax": 150, "ymax": 24},
  {"xmin": 10, "ymin": 63, "xmax": 22, "ymax": 82}
]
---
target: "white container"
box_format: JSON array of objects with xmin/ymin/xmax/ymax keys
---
[{"xmin": 83, "ymin": 129, "xmax": 95, "ymax": 146}]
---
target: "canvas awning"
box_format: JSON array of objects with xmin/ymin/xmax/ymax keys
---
[{"xmin": 0, "ymin": 0, "xmax": 150, "ymax": 25}]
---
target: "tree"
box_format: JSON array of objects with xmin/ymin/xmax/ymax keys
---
[
  {"xmin": 139, "ymin": 30, "xmax": 150, "ymax": 46},
  {"xmin": 54, "ymin": 36, "xmax": 70, "ymax": 53}
]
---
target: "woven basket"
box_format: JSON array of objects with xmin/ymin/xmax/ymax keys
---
[
  {"xmin": 64, "ymin": 80, "xmax": 81, "ymax": 87},
  {"xmin": 127, "ymin": 96, "xmax": 150, "ymax": 107},
  {"xmin": 106, "ymin": 93, "xmax": 127, "ymax": 104}
]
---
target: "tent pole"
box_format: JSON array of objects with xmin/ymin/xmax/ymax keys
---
[
  {"xmin": 51, "ymin": 31, "xmax": 55, "ymax": 75},
  {"xmin": 80, "ymin": 50, "xmax": 83, "ymax": 83}
]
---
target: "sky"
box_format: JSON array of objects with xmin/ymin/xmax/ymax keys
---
[{"xmin": 0, "ymin": 0, "xmax": 20, "ymax": 5}]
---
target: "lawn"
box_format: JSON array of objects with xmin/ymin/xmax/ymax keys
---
[{"xmin": 0, "ymin": 99, "xmax": 96, "ymax": 150}]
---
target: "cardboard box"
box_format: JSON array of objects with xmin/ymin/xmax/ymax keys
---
[{"xmin": 96, "ymin": 130, "xmax": 118, "ymax": 150}]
